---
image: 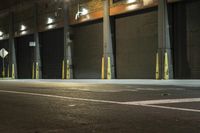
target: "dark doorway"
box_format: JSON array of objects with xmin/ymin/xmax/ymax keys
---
[
  {"xmin": 40, "ymin": 28, "xmax": 64, "ymax": 79},
  {"xmin": 15, "ymin": 35, "xmax": 34, "ymax": 79}
]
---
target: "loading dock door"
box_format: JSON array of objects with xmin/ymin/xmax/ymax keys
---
[
  {"xmin": 40, "ymin": 28, "xmax": 64, "ymax": 79},
  {"xmin": 73, "ymin": 21, "xmax": 103, "ymax": 79},
  {"xmin": 173, "ymin": 1, "xmax": 200, "ymax": 79},
  {"xmin": 115, "ymin": 9, "xmax": 158, "ymax": 79},
  {"xmin": 15, "ymin": 35, "xmax": 34, "ymax": 79}
]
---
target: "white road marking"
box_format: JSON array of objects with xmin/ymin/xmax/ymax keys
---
[
  {"xmin": 0, "ymin": 89, "xmax": 200, "ymax": 113},
  {"xmin": 142, "ymin": 104, "xmax": 200, "ymax": 113},
  {"xmin": 0, "ymin": 90, "xmax": 122, "ymax": 104},
  {"xmin": 123, "ymin": 98, "xmax": 200, "ymax": 105}
]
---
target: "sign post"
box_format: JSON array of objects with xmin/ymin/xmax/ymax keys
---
[{"xmin": 0, "ymin": 48, "xmax": 9, "ymax": 78}]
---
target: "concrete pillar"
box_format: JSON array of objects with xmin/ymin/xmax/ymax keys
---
[
  {"xmin": 9, "ymin": 11, "xmax": 17, "ymax": 79},
  {"xmin": 33, "ymin": 3, "xmax": 42, "ymax": 79},
  {"xmin": 63, "ymin": 2, "xmax": 73, "ymax": 79},
  {"xmin": 157, "ymin": 0, "xmax": 174, "ymax": 79},
  {"xmin": 102, "ymin": 0, "xmax": 115, "ymax": 79}
]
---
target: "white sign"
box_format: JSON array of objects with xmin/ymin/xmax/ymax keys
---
[
  {"xmin": 29, "ymin": 42, "xmax": 36, "ymax": 47},
  {"xmin": 0, "ymin": 48, "xmax": 8, "ymax": 58}
]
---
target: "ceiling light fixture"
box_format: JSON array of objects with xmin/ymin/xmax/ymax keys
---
[
  {"xmin": 127, "ymin": 0, "xmax": 137, "ymax": 4},
  {"xmin": 81, "ymin": 8, "xmax": 89, "ymax": 16},
  {"xmin": 20, "ymin": 24, "xmax": 26, "ymax": 31},
  {"xmin": 0, "ymin": 31, "xmax": 3, "ymax": 36},
  {"xmin": 75, "ymin": 4, "xmax": 89, "ymax": 20},
  {"xmin": 47, "ymin": 17, "xmax": 54, "ymax": 24}
]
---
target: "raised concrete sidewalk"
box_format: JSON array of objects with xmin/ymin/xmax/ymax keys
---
[{"xmin": 0, "ymin": 79, "xmax": 200, "ymax": 87}]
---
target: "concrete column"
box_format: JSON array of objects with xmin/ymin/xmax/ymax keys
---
[
  {"xmin": 9, "ymin": 11, "xmax": 17, "ymax": 79},
  {"xmin": 157, "ymin": 0, "xmax": 173, "ymax": 79},
  {"xmin": 102, "ymin": 0, "xmax": 115, "ymax": 79},
  {"xmin": 33, "ymin": 3, "xmax": 42, "ymax": 79},
  {"xmin": 63, "ymin": 2, "xmax": 73, "ymax": 79}
]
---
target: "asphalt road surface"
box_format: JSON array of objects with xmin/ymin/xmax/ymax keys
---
[{"xmin": 0, "ymin": 80, "xmax": 199, "ymax": 133}]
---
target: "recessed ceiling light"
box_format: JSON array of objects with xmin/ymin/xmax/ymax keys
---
[
  {"xmin": 21, "ymin": 31, "xmax": 27, "ymax": 35},
  {"xmin": 47, "ymin": 24, "xmax": 56, "ymax": 29}
]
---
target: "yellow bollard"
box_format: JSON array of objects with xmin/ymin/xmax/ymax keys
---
[
  {"xmin": 107, "ymin": 57, "xmax": 111, "ymax": 79},
  {"xmin": 32, "ymin": 62, "xmax": 35, "ymax": 79},
  {"xmin": 156, "ymin": 52, "xmax": 159, "ymax": 80},
  {"xmin": 62, "ymin": 60, "xmax": 65, "ymax": 79},
  {"xmin": 11, "ymin": 64, "xmax": 14, "ymax": 79},
  {"xmin": 164, "ymin": 51, "xmax": 169, "ymax": 80},
  {"xmin": 66, "ymin": 60, "xmax": 70, "ymax": 79},
  {"xmin": 35, "ymin": 62, "xmax": 39, "ymax": 79},
  {"xmin": 7, "ymin": 65, "xmax": 9, "ymax": 78},
  {"xmin": 2, "ymin": 67, "xmax": 5, "ymax": 79},
  {"xmin": 101, "ymin": 57, "xmax": 105, "ymax": 79}
]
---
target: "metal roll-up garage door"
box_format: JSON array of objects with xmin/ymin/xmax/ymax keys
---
[
  {"xmin": 15, "ymin": 35, "xmax": 34, "ymax": 79},
  {"xmin": 72, "ymin": 20, "xmax": 103, "ymax": 79},
  {"xmin": 0, "ymin": 40, "xmax": 9, "ymax": 78},
  {"xmin": 40, "ymin": 28, "xmax": 64, "ymax": 79},
  {"xmin": 173, "ymin": 1, "xmax": 200, "ymax": 79},
  {"xmin": 115, "ymin": 9, "xmax": 158, "ymax": 79}
]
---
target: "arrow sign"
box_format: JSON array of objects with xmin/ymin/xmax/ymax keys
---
[{"xmin": 0, "ymin": 48, "xmax": 8, "ymax": 58}]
